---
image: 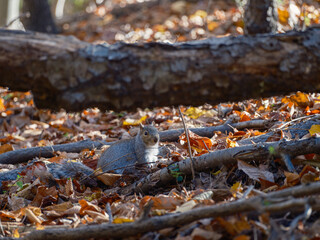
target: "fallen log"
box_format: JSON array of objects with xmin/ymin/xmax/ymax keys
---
[{"xmin": 0, "ymin": 27, "xmax": 320, "ymax": 111}]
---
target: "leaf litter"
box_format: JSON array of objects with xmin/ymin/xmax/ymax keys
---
[{"xmin": 0, "ymin": 89, "xmax": 320, "ymax": 238}]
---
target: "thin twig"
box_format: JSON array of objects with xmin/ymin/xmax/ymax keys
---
[
  {"xmin": 278, "ymin": 114, "xmax": 320, "ymax": 130},
  {"xmin": 4, "ymin": 12, "xmax": 30, "ymax": 28},
  {"xmin": 178, "ymin": 106, "xmax": 195, "ymax": 181},
  {"xmin": 105, "ymin": 203, "xmax": 113, "ymax": 224},
  {"xmin": 139, "ymin": 200, "xmax": 154, "ymax": 221}
]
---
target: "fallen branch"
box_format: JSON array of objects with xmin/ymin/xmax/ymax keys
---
[
  {"xmin": 125, "ymin": 136, "xmax": 320, "ymax": 194},
  {"xmin": 239, "ymin": 115, "xmax": 320, "ymax": 145},
  {"xmin": 0, "ymin": 140, "xmax": 106, "ymax": 165},
  {"xmin": 159, "ymin": 119, "xmax": 275, "ymax": 142},
  {"xmin": 23, "ymin": 181, "xmax": 320, "ymax": 240}
]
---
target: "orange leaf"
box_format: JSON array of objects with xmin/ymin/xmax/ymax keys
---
[
  {"xmin": 234, "ymin": 235, "xmax": 251, "ymax": 240},
  {"xmin": 0, "ymin": 98, "xmax": 5, "ymax": 111},
  {"xmin": 226, "ymin": 138, "xmax": 238, "ymax": 148},
  {"xmin": 240, "ymin": 112, "xmax": 251, "ymax": 122},
  {"xmin": 179, "ymin": 130, "xmax": 213, "ymax": 154},
  {"xmin": 79, "ymin": 199, "xmax": 101, "ymax": 215},
  {"xmin": 278, "ymin": 7, "xmax": 289, "ymax": 24},
  {"xmin": 0, "ymin": 144, "xmax": 13, "ymax": 154},
  {"xmin": 47, "ymin": 155, "xmax": 65, "ymax": 163},
  {"xmin": 140, "ymin": 196, "xmax": 183, "ymax": 211},
  {"xmin": 282, "ymin": 92, "xmax": 311, "ymax": 108}
]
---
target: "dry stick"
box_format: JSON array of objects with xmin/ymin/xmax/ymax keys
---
[
  {"xmin": 23, "ymin": 181, "xmax": 320, "ymax": 240},
  {"xmin": 121, "ymin": 136, "xmax": 320, "ymax": 194},
  {"xmin": 178, "ymin": 106, "xmax": 195, "ymax": 181},
  {"xmin": 105, "ymin": 203, "xmax": 113, "ymax": 224},
  {"xmin": 277, "ymin": 114, "xmax": 320, "ymax": 130},
  {"xmin": 4, "ymin": 12, "xmax": 30, "ymax": 28}
]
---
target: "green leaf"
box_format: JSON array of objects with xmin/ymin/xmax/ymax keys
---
[{"xmin": 268, "ymin": 146, "xmax": 275, "ymax": 155}]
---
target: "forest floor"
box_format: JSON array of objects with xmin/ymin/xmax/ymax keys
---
[
  {"xmin": 1, "ymin": 0, "xmax": 320, "ymax": 238},
  {"xmin": 1, "ymin": 89, "xmax": 320, "ymax": 239}
]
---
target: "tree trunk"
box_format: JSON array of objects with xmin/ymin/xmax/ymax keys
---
[
  {"xmin": 0, "ymin": 28, "xmax": 319, "ymax": 111},
  {"xmin": 0, "ymin": 0, "xmax": 9, "ymax": 27},
  {"xmin": 244, "ymin": 0, "xmax": 278, "ymax": 34},
  {"xmin": 22, "ymin": 0, "xmax": 58, "ymax": 33}
]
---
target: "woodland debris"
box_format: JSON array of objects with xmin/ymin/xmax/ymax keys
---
[
  {"xmin": 0, "ymin": 119, "xmax": 275, "ymax": 164},
  {"xmin": 122, "ymin": 136, "xmax": 320, "ymax": 194},
  {"xmin": 23, "ymin": 181, "xmax": 320, "ymax": 240}
]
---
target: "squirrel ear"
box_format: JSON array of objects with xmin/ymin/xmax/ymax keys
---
[
  {"xmin": 151, "ymin": 121, "xmax": 155, "ymax": 126},
  {"xmin": 139, "ymin": 123, "xmax": 144, "ymax": 129}
]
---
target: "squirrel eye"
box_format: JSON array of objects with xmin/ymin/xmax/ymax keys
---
[{"xmin": 144, "ymin": 131, "xmax": 148, "ymax": 135}]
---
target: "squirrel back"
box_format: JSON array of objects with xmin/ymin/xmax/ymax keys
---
[{"xmin": 97, "ymin": 123, "xmax": 159, "ymax": 174}]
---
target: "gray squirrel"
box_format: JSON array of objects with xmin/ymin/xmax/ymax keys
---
[
  {"xmin": 0, "ymin": 123, "xmax": 159, "ymax": 186},
  {"xmin": 97, "ymin": 123, "xmax": 159, "ymax": 174}
]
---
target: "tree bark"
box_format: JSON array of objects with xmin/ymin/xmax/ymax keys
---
[
  {"xmin": 0, "ymin": 27, "xmax": 320, "ymax": 111},
  {"xmin": 0, "ymin": 0, "xmax": 9, "ymax": 27}
]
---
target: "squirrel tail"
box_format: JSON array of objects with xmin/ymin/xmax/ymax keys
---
[
  {"xmin": 47, "ymin": 161, "xmax": 94, "ymax": 179},
  {"xmin": 0, "ymin": 161, "xmax": 95, "ymax": 187}
]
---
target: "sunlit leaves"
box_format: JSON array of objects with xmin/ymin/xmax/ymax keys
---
[
  {"xmin": 184, "ymin": 107, "xmax": 217, "ymax": 119},
  {"xmin": 309, "ymin": 124, "xmax": 320, "ymax": 136},
  {"xmin": 179, "ymin": 130, "xmax": 213, "ymax": 155}
]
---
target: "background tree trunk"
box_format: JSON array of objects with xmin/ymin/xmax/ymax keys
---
[
  {"xmin": 0, "ymin": 0, "xmax": 9, "ymax": 27},
  {"xmin": 0, "ymin": 0, "xmax": 21, "ymax": 29},
  {"xmin": 244, "ymin": 0, "xmax": 278, "ymax": 34},
  {"xmin": 0, "ymin": 28, "xmax": 319, "ymax": 111},
  {"xmin": 22, "ymin": 0, "xmax": 58, "ymax": 33}
]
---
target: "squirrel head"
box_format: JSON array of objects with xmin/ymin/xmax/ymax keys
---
[{"xmin": 139, "ymin": 123, "xmax": 159, "ymax": 146}]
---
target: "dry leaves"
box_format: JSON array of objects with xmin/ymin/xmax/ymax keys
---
[{"xmin": 1, "ymin": 89, "xmax": 320, "ymax": 238}]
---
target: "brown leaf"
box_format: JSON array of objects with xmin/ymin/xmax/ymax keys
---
[
  {"xmin": 32, "ymin": 186, "xmax": 58, "ymax": 207},
  {"xmin": 238, "ymin": 160, "xmax": 274, "ymax": 183},
  {"xmin": 96, "ymin": 170, "xmax": 122, "ymax": 186},
  {"xmin": 140, "ymin": 196, "xmax": 183, "ymax": 211},
  {"xmin": 191, "ymin": 227, "xmax": 222, "ymax": 240},
  {"xmin": 284, "ymin": 171, "xmax": 300, "ymax": 186}
]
